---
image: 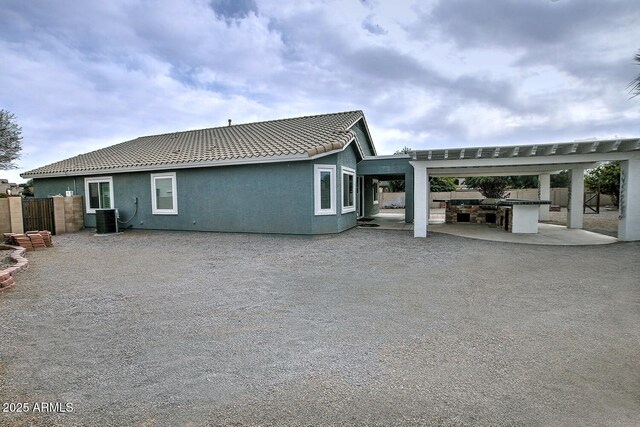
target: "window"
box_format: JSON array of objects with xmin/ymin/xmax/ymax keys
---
[
  {"xmin": 341, "ymin": 166, "xmax": 356, "ymax": 214},
  {"xmin": 151, "ymin": 172, "xmax": 178, "ymax": 215},
  {"xmin": 314, "ymin": 165, "xmax": 336, "ymax": 215},
  {"xmin": 373, "ymin": 179, "xmax": 379, "ymax": 204},
  {"xmin": 84, "ymin": 177, "xmax": 114, "ymax": 213}
]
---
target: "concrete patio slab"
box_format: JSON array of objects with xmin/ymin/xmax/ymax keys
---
[
  {"xmin": 361, "ymin": 211, "xmax": 618, "ymax": 245},
  {"xmin": 429, "ymin": 222, "xmax": 617, "ymax": 245},
  {"xmin": 358, "ymin": 212, "xmax": 413, "ymax": 231}
]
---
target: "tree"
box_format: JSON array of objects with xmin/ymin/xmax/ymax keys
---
[
  {"xmin": 387, "ymin": 147, "xmax": 456, "ymax": 192},
  {"xmin": 551, "ymin": 170, "xmax": 570, "ymax": 188},
  {"xmin": 388, "ymin": 177, "xmax": 457, "ymax": 193},
  {"xmin": 394, "ymin": 146, "xmax": 412, "ymax": 155},
  {"xmin": 584, "ymin": 162, "xmax": 620, "ymax": 206},
  {"xmin": 506, "ymin": 175, "xmax": 538, "ymax": 189},
  {"xmin": 464, "ymin": 176, "xmax": 510, "ymax": 199},
  {"xmin": 630, "ymin": 50, "xmax": 640, "ymax": 98},
  {"xmin": 0, "ymin": 110, "xmax": 23, "ymax": 169},
  {"xmin": 387, "ymin": 180, "xmax": 405, "ymax": 192},
  {"xmin": 429, "ymin": 177, "xmax": 457, "ymax": 192},
  {"xmin": 464, "ymin": 175, "xmax": 539, "ymax": 198},
  {"xmin": 21, "ymin": 179, "xmax": 34, "ymax": 197},
  {"xmin": 387, "ymin": 146, "xmax": 413, "ymax": 191}
]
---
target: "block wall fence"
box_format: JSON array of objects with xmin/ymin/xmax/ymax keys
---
[{"xmin": 0, "ymin": 195, "xmax": 84, "ymax": 235}]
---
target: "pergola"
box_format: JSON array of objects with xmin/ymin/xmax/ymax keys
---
[{"xmin": 410, "ymin": 138, "xmax": 640, "ymax": 241}]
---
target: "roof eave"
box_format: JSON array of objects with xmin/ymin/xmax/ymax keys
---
[
  {"xmin": 356, "ymin": 114, "xmax": 378, "ymax": 156},
  {"xmin": 306, "ymin": 137, "xmax": 358, "ymax": 161},
  {"xmin": 21, "ymin": 153, "xmax": 310, "ymax": 179}
]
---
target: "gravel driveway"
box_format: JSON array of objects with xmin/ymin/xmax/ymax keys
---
[{"xmin": 1, "ymin": 229, "xmax": 639, "ymax": 426}]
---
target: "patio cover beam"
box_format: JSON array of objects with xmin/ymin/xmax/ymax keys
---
[{"xmin": 409, "ymin": 138, "xmax": 640, "ymax": 240}]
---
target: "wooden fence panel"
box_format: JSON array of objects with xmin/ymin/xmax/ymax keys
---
[{"xmin": 22, "ymin": 198, "xmax": 55, "ymax": 234}]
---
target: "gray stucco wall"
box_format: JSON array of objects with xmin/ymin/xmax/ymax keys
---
[
  {"xmin": 310, "ymin": 144, "xmax": 359, "ymax": 234},
  {"xmin": 33, "ymin": 146, "xmax": 362, "ymax": 235},
  {"xmin": 357, "ymin": 156, "xmax": 414, "ymax": 223},
  {"xmin": 350, "ymin": 120, "xmax": 375, "ymax": 157},
  {"xmin": 363, "ymin": 177, "xmax": 380, "ymax": 217}
]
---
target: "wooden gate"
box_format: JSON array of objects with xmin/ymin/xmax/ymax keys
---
[{"xmin": 22, "ymin": 198, "xmax": 55, "ymax": 234}]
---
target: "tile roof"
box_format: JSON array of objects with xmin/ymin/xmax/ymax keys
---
[{"xmin": 23, "ymin": 110, "xmax": 367, "ymax": 177}]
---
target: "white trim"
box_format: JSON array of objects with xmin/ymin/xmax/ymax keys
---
[
  {"xmin": 349, "ymin": 134, "xmax": 366, "ymax": 160},
  {"xmin": 567, "ymin": 168, "xmax": 584, "ymax": 229},
  {"xmin": 412, "ymin": 138, "xmax": 639, "ymax": 161},
  {"xmin": 372, "ymin": 179, "xmax": 379, "ymax": 205},
  {"xmin": 350, "ymin": 114, "xmax": 378, "ymax": 156},
  {"xmin": 25, "ymin": 154, "xmax": 309, "ymax": 179},
  {"xmin": 538, "ymin": 173, "xmax": 551, "ymax": 221},
  {"xmin": 412, "ymin": 152, "xmax": 640, "ymax": 169},
  {"xmin": 343, "ymin": 114, "xmax": 376, "ymax": 157},
  {"xmin": 151, "ymin": 172, "xmax": 178, "ymax": 215},
  {"xmin": 314, "ymin": 164, "xmax": 336, "ymax": 215},
  {"xmin": 341, "ymin": 166, "xmax": 356, "ymax": 214},
  {"xmin": 307, "ymin": 138, "xmax": 358, "ymax": 161},
  {"xmin": 425, "ymin": 163, "xmax": 596, "ymax": 177},
  {"xmin": 362, "ymin": 154, "xmax": 412, "ymax": 160},
  {"xmin": 413, "ymin": 166, "xmax": 428, "ymax": 238},
  {"xmin": 618, "ymin": 159, "xmax": 640, "ymax": 241},
  {"xmin": 84, "ymin": 176, "xmax": 114, "ymax": 214}
]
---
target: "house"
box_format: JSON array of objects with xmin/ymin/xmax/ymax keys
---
[
  {"xmin": 22, "ymin": 111, "xmax": 384, "ymax": 235},
  {"xmin": 0, "ymin": 179, "xmax": 21, "ymax": 196},
  {"xmin": 21, "ymin": 111, "xmax": 640, "ymax": 240}
]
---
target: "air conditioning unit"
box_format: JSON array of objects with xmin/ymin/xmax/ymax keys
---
[{"xmin": 95, "ymin": 209, "xmax": 119, "ymax": 234}]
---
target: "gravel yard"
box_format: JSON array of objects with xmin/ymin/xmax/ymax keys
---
[
  {"xmin": 0, "ymin": 250, "xmax": 12, "ymax": 270},
  {"xmin": 0, "ymin": 229, "xmax": 638, "ymax": 426}
]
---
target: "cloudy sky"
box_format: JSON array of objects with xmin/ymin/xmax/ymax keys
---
[{"xmin": 1, "ymin": 0, "xmax": 639, "ymax": 183}]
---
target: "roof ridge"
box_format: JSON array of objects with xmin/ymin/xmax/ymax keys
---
[{"xmin": 127, "ymin": 110, "xmax": 363, "ymax": 140}]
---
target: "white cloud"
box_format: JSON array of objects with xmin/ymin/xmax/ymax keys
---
[
  {"xmin": 369, "ymin": 126, "xmax": 432, "ymax": 155},
  {"xmin": 0, "ymin": 0, "xmax": 638, "ymax": 183}
]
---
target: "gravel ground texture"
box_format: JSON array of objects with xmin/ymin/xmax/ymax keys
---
[
  {"xmin": 0, "ymin": 250, "xmax": 12, "ymax": 270},
  {"xmin": 544, "ymin": 208, "xmax": 620, "ymax": 237},
  {"xmin": 0, "ymin": 229, "xmax": 639, "ymax": 426}
]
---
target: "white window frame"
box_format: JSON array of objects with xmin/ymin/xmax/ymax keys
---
[
  {"xmin": 151, "ymin": 172, "xmax": 178, "ymax": 215},
  {"xmin": 314, "ymin": 164, "xmax": 336, "ymax": 215},
  {"xmin": 341, "ymin": 166, "xmax": 356, "ymax": 214},
  {"xmin": 373, "ymin": 179, "xmax": 379, "ymax": 205},
  {"xmin": 84, "ymin": 176, "xmax": 114, "ymax": 214}
]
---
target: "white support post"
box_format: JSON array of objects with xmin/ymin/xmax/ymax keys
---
[
  {"xmin": 618, "ymin": 159, "xmax": 640, "ymax": 241},
  {"xmin": 412, "ymin": 163, "xmax": 428, "ymax": 237},
  {"xmin": 426, "ymin": 168, "xmax": 430, "ymax": 235},
  {"xmin": 538, "ymin": 173, "xmax": 551, "ymax": 221},
  {"xmin": 567, "ymin": 167, "xmax": 584, "ymax": 229}
]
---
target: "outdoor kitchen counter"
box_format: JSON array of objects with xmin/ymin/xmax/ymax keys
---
[
  {"xmin": 433, "ymin": 199, "xmax": 551, "ymax": 206},
  {"xmin": 434, "ymin": 199, "xmax": 551, "ymax": 234},
  {"xmin": 495, "ymin": 199, "xmax": 551, "ymax": 206}
]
